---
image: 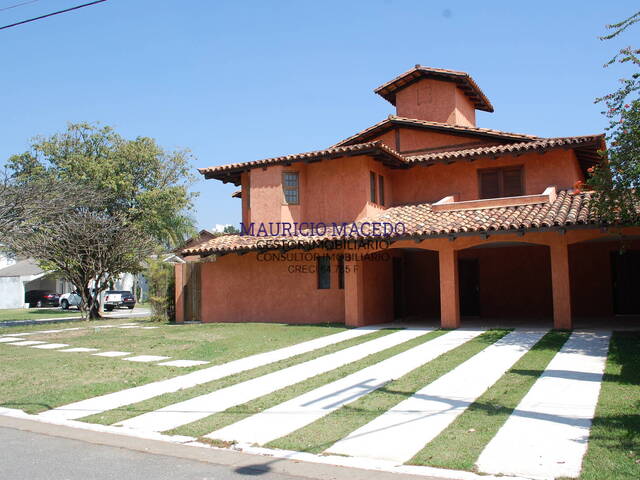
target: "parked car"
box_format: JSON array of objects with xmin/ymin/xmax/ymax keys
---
[
  {"xmin": 59, "ymin": 290, "xmax": 81, "ymax": 310},
  {"xmin": 25, "ymin": 290, "xmax": 60, "ymax": 308},
  {"xmin": 103, "ymin": 290, "xmax": 136, "ymax": 311}
]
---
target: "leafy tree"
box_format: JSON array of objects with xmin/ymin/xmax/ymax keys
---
[
  {"xmin": 587, "ymin": 12, "xmax": 640, "ymax": 225},
  {"xmin": 146, "ymin": 257, "xmax": 176, "ymax": 322},
  {"xmin": 7, "ymin": 122, "xmax": 198, "ymax": 248},
  {"xmin": 223, "ymin": 224, "xmax": 240, "ymax": 234}
]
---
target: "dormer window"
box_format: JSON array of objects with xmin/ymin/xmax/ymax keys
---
[
  {"xmin": 479, "ymin": 166, "xmax": 523, "ymax": 199},
  {"xmin": 283, "ymin": 172, "xmax": 299, "ymax": 205}
]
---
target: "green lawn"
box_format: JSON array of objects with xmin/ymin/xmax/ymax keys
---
[
  {"xmin": 267, "ymin": 329, "xmax": 510, "ymax": 454},
  {"xmin": 0, "ymin": 319, "xmax": 348, "ymax": 414},
  {"xmin": 578, "ymin": 331, "xmax": 640, "ymax": 480},
  {"xmin": 1, "ymin": 320, "xmax": 638, "ymax": 480},
  {"xmin": 408, "ymin": 330, "xmax": 570, "ymax": 469},
  {"xmin": 0, "ymin": 307, "xmax": 82, "ymax": 322}
]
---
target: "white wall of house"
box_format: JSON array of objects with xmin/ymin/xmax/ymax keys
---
[{"xmin": 0, "ymin": 277, "xmax": 24, "ymax": 309}]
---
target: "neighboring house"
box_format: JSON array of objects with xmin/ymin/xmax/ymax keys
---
[
  {"xmin": 0, "ymin": 258, "xmax": 73, "ymax": 309},
  {"xmin": 177, "ymin": 65, "xmax": 640, "ymax": 329},
  {"xmin": 0, "ymin": 255, "xmax": 150, "ymax": 309}
]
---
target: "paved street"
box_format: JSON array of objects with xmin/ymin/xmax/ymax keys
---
[{"xmin": 0, "ymin": 426, "xmax": 303, "ymax": 480}]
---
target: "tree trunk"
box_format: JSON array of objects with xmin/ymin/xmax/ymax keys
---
[{"xmin": 89, "ymin": 304, "xmax": 101, "ymax": 319}]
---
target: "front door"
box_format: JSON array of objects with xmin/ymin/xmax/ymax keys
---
[
  {"xmin": 459, "ymin": 258, "xmax": 480, "ymax": 316},
  {"xmin": 612, "ymin": 251, "xmax": 640, "ymax": 314}
]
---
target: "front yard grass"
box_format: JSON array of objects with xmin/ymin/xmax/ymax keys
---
[
  {"xmin": 578, "ymin": 331, "xmax": 640, "ymax": 480},
  {"xmin": 0, "ymin": 307, "xmax": 82, "ymax": 322},
  {"xmin": 408, "ymin": 330, "xmax": 570, "ymax": 470},
  {"xmin": 267, "ymin": 329, "xmax": 511, "ymax": 454},
  {"xmin": 168, "ymin": 329, "xmax": 446, "ymax": 437},
  {"xmin": 0, "ymin": 320, "xmax": 348, "ymax": 414},
  {"xmin": 82, "ymin": 327, "xmax": 396, "ymax": 426}
]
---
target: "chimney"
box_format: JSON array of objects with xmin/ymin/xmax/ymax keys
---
[{"xmin": 374, "ymin": 65, "xmax": 493, "ymax": 127}]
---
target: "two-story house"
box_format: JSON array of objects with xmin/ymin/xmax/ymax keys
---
[{"xmin": 178, "ymin": 65, "xmax": 640, "ymax": 329}]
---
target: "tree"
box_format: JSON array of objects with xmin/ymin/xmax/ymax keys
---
[
  {"xmin": 7, "ymin": 122, "xmax": 198, "ymax": 248},
  {"xmin": 9, "ymin": 205, "xmax": 155, "ymax": 320},
  {"xmin": 0, "ymin": 173, "xmax": 77, "ymax": 242},
  {"xmin": 587, "ymin": 12, "xmax": 640, "ymax": 225},
  {"xmin": 146, "ymin": 257, "xmax": 176, "ymax": 322},
  {"xmin": 223, "ymin": 224, "xmax": 240, "ymax": 234}
]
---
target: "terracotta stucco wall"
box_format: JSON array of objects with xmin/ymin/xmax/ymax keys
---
[
  {"xmin": 368, "ymin": 127, "xmax": 498, "ymax": 155},
  {"xmin": 395, "ymin": 78, "xmax": 476, "ymax": 126},
  {"xmin": 360, "ymin": 255, "xmax": 394, "ymax": 324},
  {"xmin": 200, "ymin": 251, "xmax": 344, "ymax": 324},
  {"xmin": 243, "ymin": 156, "xmax": 393, "ymax": 227},
  {"xmin": 391, "ymin": 149, "xmax": 584, "ymax": 205}
]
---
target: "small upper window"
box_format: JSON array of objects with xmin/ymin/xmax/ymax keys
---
[
  {"xmin": 370, "ymin": 171, "xmax": 377, "ymax": 203},
  {"xmin": 378, "ymin": 175, "xmax": 385, "ymax": 206},
  {"xmin": 479, "ymin": 166, "xmax": 523, "ymax": 199},
  {"xmin": 283, "ymin": 172, "xmax": 299, "ymax": 204}
]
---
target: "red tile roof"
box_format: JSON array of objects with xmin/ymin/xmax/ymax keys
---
[
  {"xmin": 405, "ymin": 135, "xmax": 604, "ymax": 165},
  {"xmin": 374, "ymin": 65, "xmax": 494, "ymax": 112},
  {"xmin": 332, "ymin": 115, "xmax": 539, "ymax": 148},
  {"xmin": 181, "ymin": 191, "xmax": 601, "ymax": 256},
  {"xmin": 198, "ymin": 141, "xmax": 406, "ymax": 185}
]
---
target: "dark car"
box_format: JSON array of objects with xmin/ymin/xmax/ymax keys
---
[
  {"xmin": 103, "ymin": 290, "xmax": 136, "ymax": 311},
  {"xmin": 25, "ymin": 290, "xmax": 61, "ymax": 308}
]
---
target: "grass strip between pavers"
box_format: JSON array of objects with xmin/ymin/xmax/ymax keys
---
[
  {"xmin": 407, "ymin": 330, "xmax": 570, "ymax": 470},
  {"xmin": 169, "ymin": 330, "xmax": 446, "ymax": 437},
  {"xmin": 266, "ymin": 329, "xmax": 511, "ymax": 454},
  {"xmin": 80, "ymin": 328, "xmax": 397, "ymax": 425},
  {"xmin": 578, "ymin": 331, "xmax": 640, "ymax": 480}
]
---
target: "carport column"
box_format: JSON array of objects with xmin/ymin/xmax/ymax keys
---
[
  {"xmin": 174, "ymin": 263, "xmax": 185, "ymax": 324},
  {"xmin": 549, "ymin": 236, "xmax": 572, "ymax": 330},
  {"xmin": 344, "ymin": 256, "xmax": 365, "ymax": 327},
  {"xmin": 438, "ymin": 244, "xmax": 460, "ymax": 328}
]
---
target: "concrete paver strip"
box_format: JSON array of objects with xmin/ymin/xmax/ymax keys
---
[
  {"xmin": 38, "ymin": 325, "xmax": 385, "ymax": 421},
  {"xmin": 92, "ymin": 351, "xmax": 132, "ymax": 357},
  {"xmin": 7, "ymin": 340, "xmax": 47, "ymax": 346},
  {"xmin": 326, "ymin": 329, "xmax": 548, "ymax": 463},
  {"xmin": 209, "ymin": 328, "xmax": 487, "ymax": 446},
  {"xmin": 117, "ymin": 328, "xmax": 432, "ymax": 433},
  {"xmin": 3, "ymin": 327, "xmax": 84, "ymax": 337},
  {"xmin": 476, "ymin": 330, "xmax": 611, "ymax": 480},
  {"xmin": 158, "ymin": 360, "xmax": 210, "ymax": 367},
  {"xmin": 32, "ymin": 343, "xmax": 69, "ymax": 350},
  {"xmin": 124, "ymin": 355, "xmax": 171, "ymax": 363},
  {"xmin": 60, "ymin": 348, "xmax": 100, "ymax": 353}
]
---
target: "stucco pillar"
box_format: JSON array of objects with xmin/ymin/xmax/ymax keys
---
[
  {"xmin": 344, "ymin": 257, "xmax": 365, "ymax": 327},
  {"xmin": 549, "ymin": 237, "xmax": 572, "ymax": 330},
  {"xmin": 438, "ymin": 245, "xmax": 460, "ymax": 329},
  {"xmin": 174, "ymin": 263, "xmax": 185, "ymax": 324}
]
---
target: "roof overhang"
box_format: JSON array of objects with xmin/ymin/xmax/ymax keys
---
[
  {"xmin": 374, "ymin": 65, "xmax": 494, "ymax": 112},
  {"xmin": 198, "ymin": 141, "xmax": 407, "ymax": 185}
]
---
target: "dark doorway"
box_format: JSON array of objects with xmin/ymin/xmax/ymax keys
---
[
  {"xmin": 184, "ymin": 262, "xmax": 201, "ymax": 322},
  {"xmin": 459, "ymin": 258, "xmax": 480, "ymax": 316},
  {"xmin": 393, "ymin": 257, "xmax": 405, "ymax": 318},
  {"xmin": 611, "ymin": 250, "xmax": 640, "ymax": 314}
]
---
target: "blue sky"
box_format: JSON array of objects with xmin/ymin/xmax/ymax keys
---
[{"xmin": 1, "ymin": 0, "xmax": 638, "ymax": 230}]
